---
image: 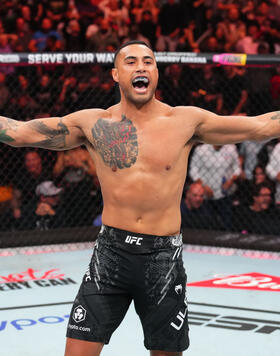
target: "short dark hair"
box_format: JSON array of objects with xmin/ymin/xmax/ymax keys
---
[
  {"xmin": 113, "ymin": 40, "xmax": 153, "ymax": 66},
  {"xmin": 252, "ymin": 182, "xmax": 273, "ymax": 198}
]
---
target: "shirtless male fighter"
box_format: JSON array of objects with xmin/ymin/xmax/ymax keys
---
[{"xmin": 1, "ymin": 41, "xmax": 280, "ymax": 356}]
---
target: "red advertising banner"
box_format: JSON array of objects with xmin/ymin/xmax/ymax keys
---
[{"xmin": 188, "ymin": 273, "xmax": 280, "ymax": 292}]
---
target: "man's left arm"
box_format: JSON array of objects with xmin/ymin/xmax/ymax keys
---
[{"xmin": 193, "ymin": 107, "xmax": 280, "ymax": 144}]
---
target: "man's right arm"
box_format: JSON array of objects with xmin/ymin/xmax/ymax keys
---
[{"xmin": 0, "ymin": 111, "xmax": 88, "ymax": 150}]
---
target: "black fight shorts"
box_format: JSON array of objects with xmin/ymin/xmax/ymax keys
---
[{"xmin": 66, "ymin": 225, "xmax": 190, "ymax": 352}]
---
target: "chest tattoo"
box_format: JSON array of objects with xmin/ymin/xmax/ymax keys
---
[{"xmin": 91, "ymin": 114, "xmax": 138, "ymax": 169}]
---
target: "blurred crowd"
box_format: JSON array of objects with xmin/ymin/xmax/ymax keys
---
[
  {"xmin": 1, "ymin": 0, "xmax": 280, "ymax": 236},
  {"xmin": 1, "ymin": 0, "xmax": 280, "ymax": 55}
]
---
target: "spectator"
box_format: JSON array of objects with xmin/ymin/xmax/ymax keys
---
[
  {"xmin": 45, "ymin": 0, "xmax": 67, "ymax": 25},
  {"xmin": 29, "ymin": 17, "xmax": 62, "ymax": 52},
  {"xmin": 57, "ymin": 76, "xmax": 79, "ymax": 114},
  {"xmin": 270, "ymin": 65, "xmax": 280, "ymax": 107},
  {"xmin": 122, "ymin": 24, "xmax": 151, "ymax": 48},
  {"xmin": 156, "ymin": 0, "xmax": 183, "ymax": 51},
  {"xmin": 240, "ymin": 1, "xmax": 257, "ymax": 24},
  {"xmin": 266, "ymin": 140, "xmax": 280, "ymax": 205},
  {"xmin": 220, "ymin": 66, "xmax": 248, "ymax": 115},
  {"xmin": 0, "ymin": 34, "xmax": 17, "ymax": 75},
  {"xmin": 190, "ymin": 66, "xmax": 223, "ymax": 113},
  {"xmin": 217, "ymin": 6, "xmax": 246, "ymax": 51},
  {"xmin": 239, "ymin": 140, "xmax": 269, "ymax": 180},
  {"xmin": 13, "ymin": 17, "xmax": 33, "ymax": 52},
  {"xmin": 201, "ymin": 35, "xmax": 220, "ymax": 52},
  {"xmin": 130, "ymin": 0, "xmax": 159, "ymax": 24},
  {"xmin": 85, "ymin": 15, "xmax": 103, "ymax": 40},
  {"xmin": 66, "ymin": 0, "xmax": 80, "ymax": 20},
  {"xmin": 20, "ymin": 180, "xmax": 66, "ymax": 231},
  {"xmin": 130, "ymin": 0, "xmax": 144, "ymax": 24},
  {"xmin": 98, "ymin": 0, "xmax": 129, "ymax": 36},
  {"xmin": 235, "ymin": 22, "xmax": 261, "ymax": 54},
  {"xmin": 161, "ymin": 64, "xmax": 188, "ymax": 106},
  {"xmin": 86, "ymin": 18, "xmax": 120, "ymax": 52},
  {"xmin": 268, "ymin": 0, "xmax": 280, "ymax": 22},
  {"xmin": 0, "ymin": 72, "xmax": 10, "ymax": 113},
  {"xmin": 14, "ymin": 150, "xmax": 53, "ymax": 208},
  {"xmin": 53, "ymin": 148, "xmax": 101, "ymax": 227},
  {"xmin": 189, "ymin": 143, "xmax": 241, "ymax": 229},
  {"xmin": 233, "ymin": 163, "xmax": 274, "ymax": 206},
  {"xmin": 35, "ymin": 74, "xmax": 56, "ymax": 111},
  {"xmin": 233, "ymin": 182, "xmax": 279, "ymax": 235},
  {"xmin": 64, "ymin": 19, "xmax": 85, "ymax": 51},
  {"xmin": 181, "ymin": 182, "xmax": 220, "ymax": 230},
  {"xmin": 138, "ymin": 10, "xmax": 157, "ymax": 49},
  {"xmin": 20, "ymin": 5, "xmax": 39, "ymax": 32},
  {"xmin": 256, "ymin": 1, "xmax": 280, "ymax": 53},
  {"xmin": 0, "ymin": 181, "xmax": 21, "ymax": 231},
  {"xmin": 177, "ymin": 20, "xmax": 199, "ymax": 52}
]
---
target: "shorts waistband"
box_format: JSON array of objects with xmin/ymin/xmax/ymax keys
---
[{"xmin": 97, "ymin": 224, "xmax": 183, "ymax": 253}]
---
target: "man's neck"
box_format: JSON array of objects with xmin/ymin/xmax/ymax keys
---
[{"xmin": 119, "ymin": 97, "xmax": 160, "ymax": 122}]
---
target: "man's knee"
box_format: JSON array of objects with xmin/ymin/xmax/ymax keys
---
[
  {"xmin": 150, "ymin": 351, "xmax": 182, "ymax": 356},
  {"xmin": 64, "ymin": 338, "xmax": 104, "ymax": 356}
]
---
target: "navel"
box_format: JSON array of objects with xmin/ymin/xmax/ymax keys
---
[
  {"xmin": 166, "ymin": 165, "xmax": 171, "ymax": 171},
  {"xmin": 112, "ymin": 165, "xmax": 117, "ymax": 172}
]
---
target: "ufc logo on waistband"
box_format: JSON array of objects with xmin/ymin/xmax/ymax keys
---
[{"xmin": 125, "ymin": 235, "xmax": 143, "ymax": 245}]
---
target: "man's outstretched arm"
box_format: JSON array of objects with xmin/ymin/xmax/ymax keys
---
[
  {"xmin": 0, "ymin": 111, "xmax": 86, "ymax": 150},
  {"xmin": 192, "ymin": 107, "xmax": 280, "ymax": 144}
]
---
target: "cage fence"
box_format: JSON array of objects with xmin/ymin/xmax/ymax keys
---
[{"xmin": 0, "ymin": 52, "xmax": 280, "ymax": 252}]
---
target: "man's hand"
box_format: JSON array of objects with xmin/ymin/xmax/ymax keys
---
[{"xmin": 36, "ymin": 202, "xmax": 56, "ymax": 216}]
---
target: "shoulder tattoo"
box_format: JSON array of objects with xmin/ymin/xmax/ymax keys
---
[{"xmin": 91, "ymin": 114, "xmax": 138, "ymax": 169}]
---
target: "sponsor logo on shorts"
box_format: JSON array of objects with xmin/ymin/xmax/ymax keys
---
[
  {"xmin": 125, "ymin": 235, "xmax": 143, "ymax": 245},
  {"xmin": 73, "ymin": 305, "xmax": 87, "ymax": 323},
  {"xmin": 171, "ymin": 289, "xmax": 188, "ymax": 331},
  {"xmin": 175, "ymin": 284, "xmax": 183, "ymax": 295},
  {"xmin": 68, "ymin": 324, "xmax": 91, "ymax": 332},
  {"xmin": 171, "ymin": 234, "xmax": 182, "ymax": 247},
  {"xmin": 84, "ymin": 266, "xmax": 91, "ymax": 282}
]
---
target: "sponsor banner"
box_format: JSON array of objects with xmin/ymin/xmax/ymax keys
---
[
  {"xmin": 0, "ymin": 268, "xmax": 76, "ymax": 291},
  {"xmin": 188, "ymin": 272, "xmax": 280, "ymax": 291},
  {"xmin": 213, "ymin": 53, "xmax": 247, "ymax": 66},
  {"xmin": 0, "ymin": 52, "xmax": 279, "ymax": 66},
  {"xmin": 0, "ymin": 52, "xmax": 209, "ymax": 65},
  {"xmin": 0, "ymin": 313, "xmax": 70, "ymax": 332},
  {"xmin": 189, "ymin": 302, "xmax": 280, "ymax": 334}
]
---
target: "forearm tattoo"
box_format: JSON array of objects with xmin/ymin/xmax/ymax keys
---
[
  {"xmin": 29, "ymin": 119, "xmax": 70, "ymax": 149},
  {"xmin": 91, "ymin": 114, "xmax": 138, "ymax": 169},
  {"xmin": 0, "ymin": 118, "xmax": 19, "ymax": 142},
  {"xmin": 271, "ymin": 111, "xmax": 280, "ymax": 124}
]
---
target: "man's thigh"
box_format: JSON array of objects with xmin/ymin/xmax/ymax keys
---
[{"xmin": 64, "ymin": 338, "xmax": 104, "ymax": 356}]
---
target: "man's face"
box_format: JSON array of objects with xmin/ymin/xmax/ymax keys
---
[
  {"xmin": 42, "ymin": 18, "xmax": 52, "ymax": 32},
  {"xmin": 112, "ymin": 44, "xmax": 158, "ymax": 107},
  {"xmin": 25, "ymin": 152, "xmax": 42, "ymax": 174},
  {"xmin": 254, "ymin": 167, "xmax": 266, "ymax": 185},
  {"xmin": 42, "ymin": 195, "xmax": 60, "ymax": 207},
  {"xmin": 186, "ymin": 185, "xmax": 204, "ymax": 209},
  {"xmin": 254, "ymin": 187, "xmax": 272, "ymax": 211}
]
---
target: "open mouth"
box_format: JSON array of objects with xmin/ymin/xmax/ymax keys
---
[{"xmin": 132, "ymin": 76, "xmax": 149, "ymax": 93}]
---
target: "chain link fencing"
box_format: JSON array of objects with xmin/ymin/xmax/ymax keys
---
[{"xmin": 0, "ymin": 52, "xmax": 280, "ymax": 251}]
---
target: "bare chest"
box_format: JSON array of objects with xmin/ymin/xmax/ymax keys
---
[{"xmin": 88, "ymin": 115, "xmax": 191, "ymax": 172}]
